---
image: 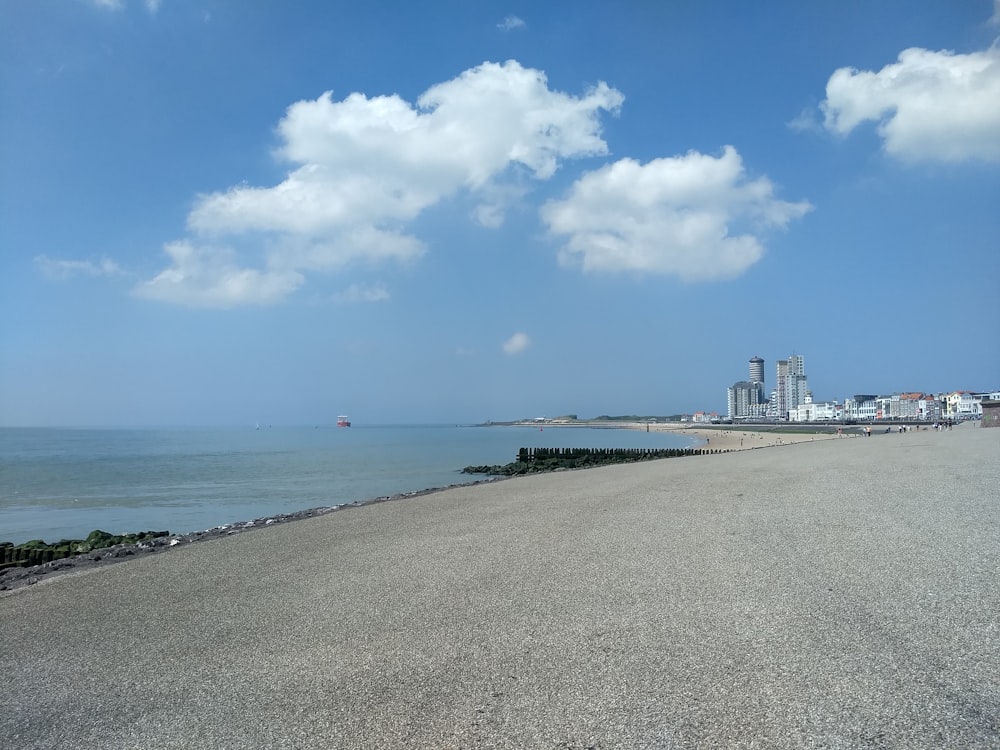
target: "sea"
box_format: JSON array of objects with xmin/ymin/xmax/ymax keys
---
[{"xmin": 0, "ymin": 424, "xmax": 696, "ymax": 545}]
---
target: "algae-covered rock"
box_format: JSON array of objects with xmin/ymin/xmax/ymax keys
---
[
  {"xmin": 0, "ymin": 529, "xmax": 172, "ymax": 568},
  {"xmin": 84, "ymin": 530, "xmax": 117, "ymax": 551}
]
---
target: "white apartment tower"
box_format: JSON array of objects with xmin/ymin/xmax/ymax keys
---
[
  {"xmin": 775, "ymin": 359, "xmax": 789, "ymax": 419},
  {"xmin": 775, "ymin": 354, "xmax": 808, "ymax": 420}
]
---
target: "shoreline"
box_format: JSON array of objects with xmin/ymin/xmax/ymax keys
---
[
  {"xmin": 0, "ymin": 422, "xmax": 854, "ymax": 593},
  {"xmin": 0, "ymin": 475, "xmax": 504, "ymax": 595}
]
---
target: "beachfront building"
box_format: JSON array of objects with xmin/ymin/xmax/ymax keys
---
[
  {"xmin": 774, "ymin": 354, "xmax": 808, "ymax": 420},
  {"xmin": 788, "ymin": 393, "xmax": 843, "ymax": 422},
  {"xmin": 919, "ymin": 396, "xmax": 943, "ymax": 422},
  {"xmin": 749, "ymin": 356, "xmax": 765, "ymax": 391},
  {"xmin": 889, "ymin": 392, "xmax": 941, "ymax": 420},
  {"xmin": 844, "ymin": 395, "xmax": 880, "ymax": 421},
  {"xmin": 727, "ymin": 381, "xmax": 767, "ymax": 420},
  {"xmin": 844, "ymin": 393, "xmax": 942, "ymax": 421},
  {"xmin": 786, "ymin": 355, "xmax": 808, "ymax": 412},
  {"xmin": 775, "ymin": 360, "xmax": 788, "ymax": 418},
  {"xmin": 942, "ymin": 391, "xmax": 984, "ymax": 420},
  {"xmin": 875, "ymin": 396, "xmax": 894, "ymax": 419},
  {"xmin": 766, "ymin": 388, "xmax": 780, "ymax": 419},
  {"xmin": 889, "ymin": 392, "xmax": 942, "ymax": 421}
]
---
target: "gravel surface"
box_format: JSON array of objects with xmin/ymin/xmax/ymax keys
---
[{"xmin": 1, "ymin": 425, "xmax": 997, "ymax": 749}]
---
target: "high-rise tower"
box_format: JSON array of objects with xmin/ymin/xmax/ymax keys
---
[
  {"xmin": 749, "ymin": 356, "xmax": 764, "ymax": 386},
  {"xmin": 775, "ymin": 354, "xmax": 808, "ymax": 419},
  {"xmin": 775, "ymin": 359, "xmax": 789, "ymax": 418},
  {"xmin": 786, "ymin": 354, "xmax": 808, "ymax": 414},
  {"xmin": 748, "ymin": 356, "xmax": 765, "ymax": 410}
]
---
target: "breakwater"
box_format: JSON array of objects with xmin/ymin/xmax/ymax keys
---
[{"xmin": 462, "ymin": 446, "xmax": 717, "ymax": 476}]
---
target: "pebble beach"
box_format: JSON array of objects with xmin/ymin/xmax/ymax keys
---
[{"xmin": 1, "ymin": 423, "xmax": 997, "ymax": 748}]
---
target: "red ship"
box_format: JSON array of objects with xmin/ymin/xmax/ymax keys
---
[{"xmin": 337, "ymin": 415, "xmax": 351, "ymax": 427}]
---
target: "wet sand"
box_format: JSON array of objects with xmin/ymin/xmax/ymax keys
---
[{"xmin": 1, "ymin": 424, "xmax": 997, "ymax": 748}]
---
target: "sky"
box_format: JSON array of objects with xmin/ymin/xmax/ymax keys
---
[{"xmin": 1, "ymin": 0, "xmax": 998, "ymax": 426}]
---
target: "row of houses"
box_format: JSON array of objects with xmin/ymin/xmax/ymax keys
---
[
  {"xmin": 695, "ymin": 391, "xmax": 997, "ymax": 424},
  {"xmin": 788, "ymin": 391, "xmax": 998, "ymax": 423}
]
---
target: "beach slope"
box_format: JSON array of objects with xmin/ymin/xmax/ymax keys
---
[{"xmin": 1, "ymin": 426, "xmax": 998, "ymax": 748}]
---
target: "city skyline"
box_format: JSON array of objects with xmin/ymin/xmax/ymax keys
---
[{"xmin": 724, "ymin": 351, "xmax": 995, "ymax": 422}]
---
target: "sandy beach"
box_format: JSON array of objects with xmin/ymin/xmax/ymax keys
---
[
  {"xmin": 1, "ymin": 424, "xmax": 997, "ymax": 748},
  {"xmin": 532, "ymin": 418, "xmax": 858, "ymax": 452},
  {"xmin": 635, "ymin": 421, "xmax": 848, "ymax": 451}
]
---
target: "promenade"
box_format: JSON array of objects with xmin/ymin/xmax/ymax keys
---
[{"xmin": 2, "ymin": 426, "xmax": 998, "ymax": 748}]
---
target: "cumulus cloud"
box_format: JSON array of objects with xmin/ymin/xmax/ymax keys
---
[
  {"xmin": 35, "ymin": 255, "xmax": 126, "ymax": 280},
  {"xmin": 541, "ymin": 146, "xmax": 811, "ymax": 281},
  {"xmin": 503, "ymin": 332, "xmax": 530, "ymax": 355},
  {"xmin": 498, "ymin": 16, "xmax": 526, "ymax": 31},
  {"xmin": 191, "ymin": 61, "xmax": 622, "ymax": 234},
  {"xmin": 134, "ymin": 241, "xmax": 303, "ymax": 309},
  {"xmin": 821, "ymin": 46, "xmax": 1000, "ymax": 163},
  {"xmin": 142, "ymin": 60, "xmax": 622, "ymax": 307},
  {"xmin": 990, "ymin": 0, "xmax": 1000, "ymax": 27}
]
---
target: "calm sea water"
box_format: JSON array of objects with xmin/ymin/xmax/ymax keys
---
[{"xmin": 0, "ymin": 425, "xmax": 694, "ymax": 544}]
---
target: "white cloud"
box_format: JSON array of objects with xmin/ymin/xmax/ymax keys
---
[
  {"xmin": 498, "ymin": 16, "xmax": 526, "ymax": 31},
  {"xmin": 990, "ymin": 0, "xmax": 1000, "ymax": 27},
  {"xmin": 191, "ymin": 60, "xmax": 622, "ymax": 235},
  {"xmin": 145, "ymin": 60, "xmax": 622, "ymax": 308},
  {"xmin": 541, "ymin": 146, "xmax": 811, "ymax": 281},
  {"xmin": 469, "ymin": 183, "xmax": 528, "ymax": 228},
  {"xmin": 472, "ymin": 203, "xmax": 506, "ymax": 229},
  {"xmin": 503, "ymin": 332, "xmax": 530, "ymax": 355},
  {"xmin": 787, "ymin": 106, "xmax": 821, "ymax": 134},
  {"xmin": 35, "ymin": 255, "xmax": 126, "ymax": 280},
  {"xmin": 821, "ymin": 46, "xmax": 1000, "ymax": 163},
  {"xmin": 134, "ymin": 241, "xmax": 303, "ymax": 308},
  {"xmin": 332, "ymin": 282, "xmax": 390, "ymax": 305},
  {"xmin": 266, "ymin": 227, "xmax": 426, "ymax": 273},
  {"xmin": 87, "ymin": 0, "xmax": 160, "ymax": 11}
]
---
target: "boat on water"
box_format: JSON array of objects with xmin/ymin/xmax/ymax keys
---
[{"xmin": 337, "ymin": 415, "xmax": 351, "ymax": 427}]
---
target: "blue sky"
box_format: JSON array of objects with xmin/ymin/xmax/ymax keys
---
[{"xmin": 2, "ymin": 0, "xmax": 998, "ymax": 426}]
